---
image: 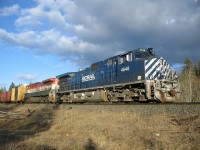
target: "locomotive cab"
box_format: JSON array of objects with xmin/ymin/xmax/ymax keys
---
[{"xmin": 134, "ymin": 48, "xmax": 156, "ymax": 60}]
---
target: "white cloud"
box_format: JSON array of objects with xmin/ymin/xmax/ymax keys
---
[
  {"xmin": 0, "ymin": 4, "xmax": 20, "ymax": 17},
  {"xmin": 166, "ymin": 19, "xmax": 175, "ymax": 25},
  {"xmin": 0, "ymin": 29, "xmax": 16, "ymax": 43},
  {"xmin": 0, "ymin": 28, "xmax": 103, "ymax": 65},
  {"xmin": 15, "ymin": 15, "xmax": 43, "ymax": 27},
  {"xmin": 16, "ymin": 74, "xmax": 37, "ymax": 82},
  {"xmin": 15, "ymin": 6, "xmax": 45, "ymax": 27},
  {"xmin": 15, "ymin": 3, "xmax": 71, "ymax": 31},
  {"xmin": 46, "ymin": 11, "xmax": 70, "ymax": 31},
  {"xmin": 0, "ymin": 0, "xmax": 200, "ymax": 66}
]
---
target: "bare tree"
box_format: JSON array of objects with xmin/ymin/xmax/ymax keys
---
[{"xmin": 180, "ymin": 58, "xmax": 200, "ymax": 102}]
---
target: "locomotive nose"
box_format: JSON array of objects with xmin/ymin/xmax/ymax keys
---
[
  {"xmin": 158, "ymin": 58, "xmax": 171, "ymax": 80},
  {"xmin": 145, "ymin": 57, "xmax": 169, "ymax": 80}
]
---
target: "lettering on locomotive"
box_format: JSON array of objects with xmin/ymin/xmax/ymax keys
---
[
  {"xmin": 121, "ymin": 66, "xmax": 130, "ymax": 72},
  {"xmin": 82, "ymin": 74, "xmax": 95, "ymax": 82}
]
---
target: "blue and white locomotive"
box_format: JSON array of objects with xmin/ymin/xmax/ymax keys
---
[{"xmin": 57, "ymin": 48, "xmax": 180, "ymax": 103}]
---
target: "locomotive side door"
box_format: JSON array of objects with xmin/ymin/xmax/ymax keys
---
[
  {"xmin": 117, "ymin": 52, "xmax": 133, "ymax": 83},
  {"xmin": 108, "ymin": 58, "xmax": 118, "ymax": 84},
  {"xmin": 113, "ymin": 58, "xmax": 118, "ymax": 83}
]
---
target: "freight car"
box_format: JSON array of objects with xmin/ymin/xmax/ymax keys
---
[
  {"xmin": 0, "ymin": 78, "xmax": 59, "ymax": 103},
  {"xmin": 0, "ymin": 91, "xmax": 11, "ymax": 103},
  {"xmin": 11, "ymin": 84, "xmax": 27, "ymax": 102},
  {"xmin": 57, "ymin": 48, "xmax": 180, "ymax": 103}
]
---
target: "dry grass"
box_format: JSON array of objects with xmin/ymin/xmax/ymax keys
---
[{"xmin": 0, "ymin": 104, "xmax": 200, "ymax": 150}]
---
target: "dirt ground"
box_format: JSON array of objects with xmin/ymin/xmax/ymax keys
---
[{"xmin": 0, "ymin": 103, "xmax": 200, "ymax": 150}]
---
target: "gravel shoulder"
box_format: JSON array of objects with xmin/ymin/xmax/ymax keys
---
[{"xmin": 0, "ymin": 103, "xmax": 199, "ymax": 150}]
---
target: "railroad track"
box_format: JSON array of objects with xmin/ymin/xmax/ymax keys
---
[
  {"xmin": 0, "ymin": 102, "xmax": 200, "ymax": 117},
  {"xmin": 14, "ymin": 101, "xmax": 200, "ymax": 105}
]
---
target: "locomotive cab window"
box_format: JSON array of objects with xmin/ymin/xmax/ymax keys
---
[
  {"xmin": 126, "ymin": 53, "xmax": 132, "ymax": 62},
  {"xmin": 107, "ymin": 59, "xmax": 113, "ymax": 66},
  {"xmin": 118, "ymin": 52, "xmax": 132, "ymax": 64},
  {"xmin": 118, "ymin": 56, "xmax": 125, "ymax": 64}
]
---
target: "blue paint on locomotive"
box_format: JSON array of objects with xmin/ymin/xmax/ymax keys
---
[{"xmin": 57, "ymin": 48, "xmax": 157, "ymax": 92}]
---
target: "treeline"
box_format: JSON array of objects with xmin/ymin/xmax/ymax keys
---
[
  {"xmin": 179, "ymin": 59, "xmax": 200, "ymax": 102},
  {"xmin": 0, "ymin": 87, "xmax": 6, "ymax": 93},
  {"xmin": 0, "ymin": 82, "xmax": 15, "ymax": 94}
]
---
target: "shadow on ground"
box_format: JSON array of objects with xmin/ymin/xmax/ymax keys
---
[
  {"xmin": 0, "ymin": 104, "xmax": 60, "ymax": 149},
  {"xmin": 8, "ymin": 143, "xmax": 57, "ymax": 150},
  {"xmin": 85, "ymin": 138, "xmax": 98, "ymax": 150},
  {"xmin": 0, "ymin": 103, "xmax": 20, "ymax": 112}
]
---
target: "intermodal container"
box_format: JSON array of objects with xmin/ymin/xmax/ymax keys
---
[
  {"xmin": 17, "ymin": 85, "xmax": 26, "ymax": 102},
  {"xmin": 15, "ymin": 87, "xmax": 18, "ymax": 101},
  {"xmin": 11, "ymin": 88, "xmax": 15, "ymax": 102}
]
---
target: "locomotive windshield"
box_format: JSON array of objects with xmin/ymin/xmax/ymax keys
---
[{"xmin": 134, "ymin": 48, "xmax": 156, "ymax": 60}]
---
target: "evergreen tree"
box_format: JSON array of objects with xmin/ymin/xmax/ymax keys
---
[
  {"xmin": 0, "ymin": 87, "xmax": 7, "ymax": 92},
  {"xmin": 3, "ymin": 87, "xmax": 6, "ymax": 92},
  {"xmin": 9, "ymin": 82, "xmax": 15, "ymax": 91},
  {"xmin": 0, "ymin": 87, "xmax": 6, "ymax": 93}
]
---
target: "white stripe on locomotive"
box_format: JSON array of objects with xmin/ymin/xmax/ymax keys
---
[
  {"xmin": 145, "ymin": 58, "xmax": 157, "ymax": 70},
  {"xmin": 145, "ymin": 58, "xmax": 158, "ymax": 79},
  {"xmin": 145, "ymin": 57, "xmax": 173, "ymax": 80},
  {"xmin": 145, "ymin": 59, "xmax": 160, "ymax": 79},
  {"xmin": 165, "ymin": 64, "xmax": 170, "ymax": 79}
]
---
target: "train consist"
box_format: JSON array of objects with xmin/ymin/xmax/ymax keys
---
[
  {"xmin": 0, "ymin": 78, "xmax": 59, "ymax": 103},
  {"xmin": 0, "ymin": 48, "xmax": 180, "ymax": 103}
]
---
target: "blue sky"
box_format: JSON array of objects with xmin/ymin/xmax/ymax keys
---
[{"xmin": 0, "ymin": 0, "xmax": 200, "ymax": 89}]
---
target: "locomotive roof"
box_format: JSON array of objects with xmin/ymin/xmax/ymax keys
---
[
  {"xmin": 56, "ymin": 72, "xmax": 75, "ymax": 79},
  {"xmin": 56, "ymin": 48, "xmax": 156, "ymax": 78},
  {"xmin": 42, "ymin": 78, "xmax": 58, "ymax": 83}
]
